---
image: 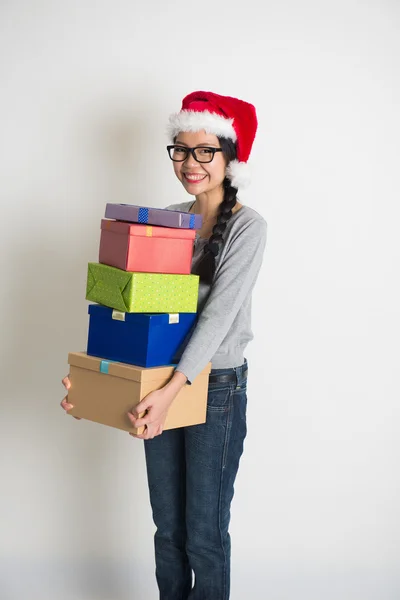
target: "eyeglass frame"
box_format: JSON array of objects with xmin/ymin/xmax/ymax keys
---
[{"xmin": 166, "ymin": 144, "xmax": 223, "ymax": 163}]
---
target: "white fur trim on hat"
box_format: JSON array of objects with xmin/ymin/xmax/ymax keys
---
[
  {"xmin": 226, "ymin": 159, "xmax": 251, "ymax": 189},
  {"xmin": 168, "ymin": 109, "xmax": 237, "ymax": 142}
]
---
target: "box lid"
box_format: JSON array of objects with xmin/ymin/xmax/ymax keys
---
[
  {"xmin": 68, "ymin": 352, "xmax": 211, "ymax": 382},
  {"xmin": 101, "ymin": 219, "xmax": 196, "ymax": 240},
  {"xmin": 104, "ymin": 203, "xmax": 202, "ymax": 229},
  {"xmin": 88, "ymin": 304, "xmax": 197, "ymax": 328}
]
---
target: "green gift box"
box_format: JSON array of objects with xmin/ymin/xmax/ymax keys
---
[{"xmin": 86, "ymin": 263, "xmax": 199, "ymax": 313}]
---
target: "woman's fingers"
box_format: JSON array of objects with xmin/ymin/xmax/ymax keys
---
[
  {"xmin": 129, "ymin": 423, "xmax": 163, "ymax": 440},
  {"xmin": 130, "ymin": 414, "xmax": 151, "ymax": 429},
  {"xmin": 62, "ymin": 376, "xmax": 71, "ymax": 390},
  {"xmin": 61, "ymin": 375, "xmax": 80, "ymax": 419},
  {"xmin": 60, "ymin": 397, "xmax": 72, "ymax": 410},
  {"xmin": 142, "ymin": 426, "xmax": 155, "ymax": 440},
  {"xmin": 132, "ymin": 425, "xmax": 151, "ymax": 440},
  {"xmin": 127, "ymin": 412, "xmax": 137, "ymax": 424},
  {"xmin": 60, "ymin": 396, "xmax": 81, "ymax": 420},
  {"xmin": 127, "ymin": 409, "xmax": 152, "ymax": 429}
]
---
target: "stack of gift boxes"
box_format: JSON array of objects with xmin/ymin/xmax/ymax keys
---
[{"xmin": 67, "ymin": 203, "xmax": 211, "ymax": 435}]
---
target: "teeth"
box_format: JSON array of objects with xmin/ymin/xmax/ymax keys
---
[{"xmin": 185, "ymin": 174, "xmax": 205, "ymax": 181}]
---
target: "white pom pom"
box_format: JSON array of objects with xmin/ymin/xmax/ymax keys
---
[{"xmin": 226, "ymin": 160, "xmax": 251, "ymax": 189}]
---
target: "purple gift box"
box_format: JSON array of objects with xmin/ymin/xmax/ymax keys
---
[{"xmin": 104, "ymin": 204, "xmax": 203, "ymax": 230}]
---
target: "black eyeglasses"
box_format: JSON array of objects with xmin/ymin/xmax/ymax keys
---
[{"xmin": 167, "ymin": 145, "xmax": 223, "ymax": 163}]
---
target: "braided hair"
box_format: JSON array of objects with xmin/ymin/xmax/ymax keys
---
[{"xmin": 193, "ymin": 137, "xmax": 238, "ymax": 284}]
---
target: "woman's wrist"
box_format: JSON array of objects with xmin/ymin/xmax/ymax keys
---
[{"xmin": 165, "ymin": 370, "xmax": 188, "ymax": 395}]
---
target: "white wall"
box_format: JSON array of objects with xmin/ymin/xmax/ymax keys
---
[{"xmin": 0, "ymin": 1, "xmax": 399, "ymax": 599}]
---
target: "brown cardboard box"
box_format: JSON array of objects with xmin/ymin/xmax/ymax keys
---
[{"xmin": 67, "ymin": 352, "xmax": 211, "ymax": 435}]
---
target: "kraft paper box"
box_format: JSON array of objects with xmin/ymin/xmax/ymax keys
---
[
  {"xmin": 99, "ymin": 219, "xmax": 195, "ymax": 275},
  {"xmin": 86, "ymin": 263, "xmax": 199, "ymax": 313},
  {"xmin": 87, "ymin": 305, "xmax": 197, "ymax": 368},
  {"xmin": 67, "ymin": 352, "xmax": 211, "ymax": 434},
  {"xmin": 104, "ymin": 203, "xmax": 203, "ymax": 230}
]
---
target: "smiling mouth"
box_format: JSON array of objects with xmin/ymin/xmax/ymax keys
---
[{"xmin": 183, "ymin": 173, "xmax": 207, "ymax": 183}]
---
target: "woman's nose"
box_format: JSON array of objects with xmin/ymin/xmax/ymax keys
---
[{"xmin": 184, "ymin": 150, "xmax": 199, "ymax": 168}]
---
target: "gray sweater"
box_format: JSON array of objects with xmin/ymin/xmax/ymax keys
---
[{"xmin": 166, "ymin": 201, "xmax": 267, "ymax": 383}]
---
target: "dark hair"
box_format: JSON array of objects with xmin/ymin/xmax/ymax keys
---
[{"xmin": 193, "ymin": 136, "xmax": 238, "ymax": 284}]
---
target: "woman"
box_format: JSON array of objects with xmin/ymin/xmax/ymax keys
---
[{"xmin": 61, "ymin": 91, "xmax": 267, "ymax": 600}]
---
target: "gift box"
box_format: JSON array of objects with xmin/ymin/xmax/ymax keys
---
[
  {"xmin": 87, "ymin": 305, "xmax": 197, "ymax": 367},
  {"xmin": 99, "ymin": 219, "xmax": 195, "ymax": 274},
  {"xmin": 67, "ymin": 352, "xmax": 211, "ymax": 434},
  {"xmin": 104, "ymin": 203, "xmax": 202, "ymax": 230},
  {"xmin": 86, "ymin": 263, "xmax": 199, "ymax": 313}
]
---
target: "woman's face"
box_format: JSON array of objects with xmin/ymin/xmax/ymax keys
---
[{"xmin": 172, "ymin": 131, "xmax": 227, "ymax": 195}]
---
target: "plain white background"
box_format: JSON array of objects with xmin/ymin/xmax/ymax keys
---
[{"xmin": 0, "ymin": 1, "xmax": 399, "ymax": 599}]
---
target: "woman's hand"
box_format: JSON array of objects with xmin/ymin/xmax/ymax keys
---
[
  {"xmin": 60, "ymin": 375, "xmax": 81, "ymax": 419},
  {"xmin": 128, "ymin": 370, "xmax": 187, "ymax": 440}
]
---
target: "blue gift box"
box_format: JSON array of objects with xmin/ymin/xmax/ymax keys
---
[{"xmin": 86, "ymin": 304, "xmax": 197, "ymax": 368}]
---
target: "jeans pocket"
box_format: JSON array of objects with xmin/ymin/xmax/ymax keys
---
[{"xmin": 207, "ymin": 386, "xmax": 233, "ymax": 412}]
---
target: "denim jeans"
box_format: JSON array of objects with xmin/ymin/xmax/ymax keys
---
[{"xmin": 143, "ymin": 361, "xmax": 248, "ymax": 600}]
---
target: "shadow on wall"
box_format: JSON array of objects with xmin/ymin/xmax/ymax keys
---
[
  {"xmin": 1, "ymin": 98, "xmax": 160, "ymax": 599},
  {"xmin": 82, "ymin": 93, "xmax": 174, "ymax": 208},
  {"xmin": 2, "ymin": 95, "xmax": 163, "ymax": 393}
]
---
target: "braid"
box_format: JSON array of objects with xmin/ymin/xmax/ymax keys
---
[{"xmin": 194, "ymin": 177, "xmax": 238, "ymax": 284}]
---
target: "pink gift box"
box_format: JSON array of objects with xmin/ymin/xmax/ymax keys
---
[{"xmin": 99, "ymin": 219, "xmax": 196, "ymax": 274}]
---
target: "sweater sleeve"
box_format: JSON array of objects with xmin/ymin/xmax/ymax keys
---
[{"xmin": 175, "ymin": 217, "xmax": 267, "ymax": 383}]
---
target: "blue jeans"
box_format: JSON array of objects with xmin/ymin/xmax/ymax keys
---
[{"xmin": 144, "ymin": 361, "xmax": 248, "ymax": 600}]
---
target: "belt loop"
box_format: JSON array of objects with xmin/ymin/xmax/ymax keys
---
[{"xmin": 234, "ymin": 367, "xmax": 240, "ymax": 389}]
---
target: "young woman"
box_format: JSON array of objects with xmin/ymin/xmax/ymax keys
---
[{"xmin": 61, "ymin": 91, "xmax": 267, "ymax": 600}]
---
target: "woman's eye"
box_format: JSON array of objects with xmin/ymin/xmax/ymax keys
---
[
  {"xmin": 198, "ymin": 148, "xmax": 213, "ymax": 154},
  {"xmin": 174, "ymin": 147, "xmax": 186, "ymax": 154}
]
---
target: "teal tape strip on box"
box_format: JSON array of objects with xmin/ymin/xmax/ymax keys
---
[{"xmin": 100, "ymin": 360, "xmax": 116, "ymax": 374}]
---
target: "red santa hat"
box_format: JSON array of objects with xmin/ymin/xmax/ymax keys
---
[{"xmin": 167, "ymin": 91, "xmax": 258, "ymax": 189}]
